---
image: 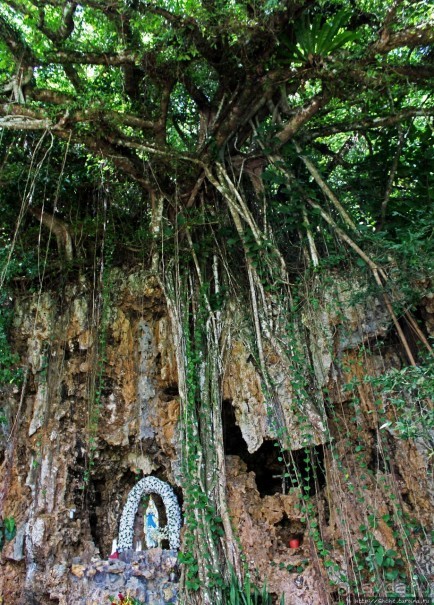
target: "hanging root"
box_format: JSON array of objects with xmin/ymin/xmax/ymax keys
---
[{"xmin": 29, "ymin": 207, "xmax": 73, "ymax": 262}]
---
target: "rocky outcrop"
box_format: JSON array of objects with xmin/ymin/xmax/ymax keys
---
[
  {"xmin": 0, "ymin": 270, "xmax": 433, "ymax": 603},
  {"xmin": 0, "ymin": 273, "xmax": 180, "ymax": 604},
  {"xmin": 225, "ymin": 455, "xmax": 326, "ymax": 605}
]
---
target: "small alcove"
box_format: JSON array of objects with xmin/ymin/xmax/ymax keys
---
[
  {"xmin": 275, "ymin": 513, "xmax": 306, "ymax": 548},
  {"xmin": 117, "ymin": 475, "xmax": 182, "ymax": 553}
]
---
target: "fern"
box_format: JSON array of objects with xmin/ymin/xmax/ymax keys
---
[{"xmin": 279, "ymin": 10, "xmax": 360, "ymax": 63}]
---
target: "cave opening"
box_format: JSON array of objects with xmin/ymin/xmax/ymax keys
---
[{"xmin": 222, "ymin": 400, "xmax": 326, "ymax": 497}]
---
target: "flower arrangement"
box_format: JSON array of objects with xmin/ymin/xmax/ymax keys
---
[{"xmin": 108, "ymin": 593, "xmax": 145, "ymax": 605}]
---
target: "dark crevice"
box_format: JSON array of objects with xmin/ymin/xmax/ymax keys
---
[
  {"xmin": 323, "ymin": 495, "xmax": 330, "ymax": 525},
  {"xmin": 89, "ymin": 511, "xmax": 99, "ymax": 547},
  {"xmin": 163, "ymin": 385, "xmax": 179, "ymax": 398},
  {"xmin": 222, "ymin": 400, "xmax": 326, "ymax": 497},
  {"xmin": 401, "ymin": 491, "xmax": 414, "ymax": 510},
  {"xmin": 367, "ymin": 429, "xmax": 391, "ymax": 474},
  {"xmin": 88, "ymin": 478, "xmax": 105, "ymax": 552},
  {"xmin": 60, "ymin": 381, "xmax": 68, "ymax": 400}
]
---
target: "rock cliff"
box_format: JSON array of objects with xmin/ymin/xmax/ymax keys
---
[{"xmin": 0, "ymin": 270, "xmax": 432, "ymax": 604}]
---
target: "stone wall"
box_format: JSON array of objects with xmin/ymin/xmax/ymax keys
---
[{"xmin": 62, "ymin": 549, "xmax": 178, "ymax": 605}]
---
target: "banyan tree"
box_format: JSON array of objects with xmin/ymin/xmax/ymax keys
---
[{"xmin": 0, "ymin": 1, "xmax": 433, "ymax": 603}]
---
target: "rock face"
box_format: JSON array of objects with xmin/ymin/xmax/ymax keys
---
[
  {"xmin": 0, "ymin": 272, "xmax": 180, "ymax": 604},
  {"xmin": 225, "ymin": 455, "xmax": 326, "ymax": 605},
  {"xmin": 0, "ymin": 270, "xmax": 433, "ymax": 604}
]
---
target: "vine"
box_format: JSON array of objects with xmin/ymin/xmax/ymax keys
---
[{"xmin": 83, "ymin": 209, "xmax": 114, "ymax": 487}]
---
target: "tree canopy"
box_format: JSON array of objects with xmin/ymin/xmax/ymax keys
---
[
  {"xmin": 1, "ymin": 0, "xmax": 433, "ymax": 285},
  {"xmin": 1, "ymin": 0, "xmax": 433, "ymax": 267},
  {"xmin": 0, "ymin": 0, "xmax": 433, "ymax": 193}
]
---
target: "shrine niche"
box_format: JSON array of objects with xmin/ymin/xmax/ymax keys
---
[{"xmin": 117, "ymin": 476, "xmax": 181, "ymax": 552}]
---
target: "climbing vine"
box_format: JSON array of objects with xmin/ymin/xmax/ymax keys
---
[{"xmin": 84, "ymin": 216, "xmax": 115, "ymax": 486}]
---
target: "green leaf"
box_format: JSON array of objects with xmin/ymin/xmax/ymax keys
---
[
  {"xmin": 385, "ymin": 569, "xmax": 400, "ymax": 581},
  {"xmin": 375, "ymin": 545, "xmax": 385, "ymax": 567}
]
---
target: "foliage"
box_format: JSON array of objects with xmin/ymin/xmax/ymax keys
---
[
  {"xmin": 355, "ymin": 532, "xmax": 406, "ymax": 585},
  {"xmin": 0, "ymin": 291, "xmax": 21, "ymax": 385},
  {"xmin": 224, "ymin": 566, "xmax": 284, "ymax": 605},
  {"xmin": 366, "ymin": 357, "xmax": 434, "ymax": 442},
  {"xmin": 0, "ymin": 517, "xmax": 16, "ymax": 552},
  {"xmin": 278, "ymin": 9, "xmax": 361, "ymax": 64},
  {"xmin": 0, "ymin": 233, "xmax": 36, "ymax": 385}
]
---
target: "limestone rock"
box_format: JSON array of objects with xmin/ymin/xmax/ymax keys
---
[
  {"xmin": 223, "ymin": 340, "xmax": 268, "ymax": 453},
  {"xmin": 3, "ymin": 523, "xmax": 26, "ymax": 562},
  {"xmin": 1, "ymin": 269, "xmax": 432, "ymax": 605},
  {"xmin": 71, "ymin": 564, "xmax": 86, "ymax": 578}
]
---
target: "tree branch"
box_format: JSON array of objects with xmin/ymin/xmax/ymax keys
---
[
  {"xmin": 29, "ymin": 207, "xmax": 73, "ymax": 261},
  {"xmin": 0, "ymin": 103, "xmax": 157, "ymax": 191},
  {"xmin": 0, "ymin": 103, "xmax": 50, "ymax": 128},
  {"xmin": 378, "ymin": 126, "xmax": 405, "ymax": 229},
  {"xmin": 57, "ymin": 1, "xmax": 77, "ymax": 41},
  {"xmin": 324, "ymin": 136, "xmax": 354, "ymax": 177},
  {"xmin": 0, "ymin": 87, "xmax": 154, "ymax": 131},
  {"xmin": 294, "ymin": 141, "xmax": 357, "ymax": 232},
  {"xmin": 67, "ymin": 132, "xmax": 156, "ymax": 192},
  {"xmin": 370, "ymin": 24, "xmax": 434, "ymax": 54},
  {"xmin": 44, "ymin": 49, "xmax": 138, "ymax": 66},
  {"xmin": 37, "ymin": 1, "xmax": 77, "ymax": 43},
  {"xmin": 303, "ymin": 107, "xmax": 434, "ymax": 140},
  {"xmin": 62, "ymin": 64, "xmax": 83, "ymax": 91},
  {"xmin": 0, "ymin": 11, "xmax": 36, "ymax": 64},
  {"xmin": 276, "ymin": 93, "xmax": 328, "ymax": 145},
  {"xmin": 155, "ymin": 82, "xmax": 174, "ymax": 146},
  {"xmin": 385, "ymin": 64, "xmax": 434, "ymax": 81},
  {"xmin": 29, "ymin": 89, "xmax": 155, "ymax": 130}
]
